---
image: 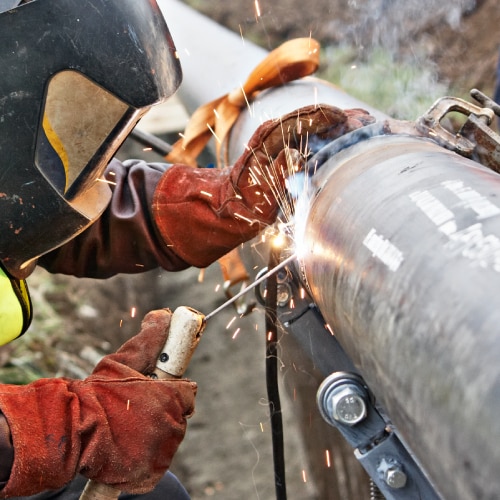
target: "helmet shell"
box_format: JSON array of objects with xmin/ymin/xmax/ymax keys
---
[{"xmin": 0, "ymin": 0, "xmax": 182, "ymax": 277}]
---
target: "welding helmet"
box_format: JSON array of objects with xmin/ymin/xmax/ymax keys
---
[
  {"xmin": 0, "ymin": 0, "xmax": 182, "ymax": 279},
  {"xmin": 0, "ymin": 0, "xmax": 181, "ymax": 344}
]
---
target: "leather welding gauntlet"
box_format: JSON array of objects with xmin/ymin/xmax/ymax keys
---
[
  {"xmin": 153, "ymin": 104, "xmax": 374, "ymax": 268},
  {"xmin": 0, "ymin": 309, "xmax": 196, "ymax": 497}
]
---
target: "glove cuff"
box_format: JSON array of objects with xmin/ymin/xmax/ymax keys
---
[
  {"xmin": 0, "ymin": 379, "xmax": 80, "ymax": 497},
  {"xmin": 152, "ymin": 164, "xmax": 272, "ymax": 268}
]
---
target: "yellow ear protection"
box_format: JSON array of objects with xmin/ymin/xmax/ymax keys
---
[{"xmin": 0, "ymin": 263, "xmax": 32, "ymax": 345}]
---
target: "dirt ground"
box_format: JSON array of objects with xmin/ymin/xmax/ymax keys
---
[{"xmin": 3, "ymin": 0, "xmax": 500, "ymax": 499}]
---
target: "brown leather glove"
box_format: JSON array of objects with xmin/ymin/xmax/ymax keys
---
[
  {"xmin": 153, "ymin": 104, "xmax": 374, "ymax": 268},
  {"xmin": 0, "ymin": 309, "xmax": 196, "ymax": 497}
]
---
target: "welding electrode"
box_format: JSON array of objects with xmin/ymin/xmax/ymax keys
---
[{"xmin": 204, "ymin": 253, "xmax": 296, "ymax": 321}]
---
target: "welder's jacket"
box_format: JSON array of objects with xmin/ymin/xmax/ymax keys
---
[
  {"xmin": 39, "ymin": 158, "xmax": 191, "ymax": 277},
  {"xmin": 0, "ymin": 158, "xmax": 191, "ymax": 488}
]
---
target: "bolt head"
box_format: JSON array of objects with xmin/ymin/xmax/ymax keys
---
[
  {"xmin": 277, "ymin": 283, "xmax": 292, "ymax": 307},
  {"xmin": 329, "ymin": 385, "xmax": 367, "ymax": 425},
  {"xmin": 385, "ymin": 467, "xmax": 407, "ymax": 489}
]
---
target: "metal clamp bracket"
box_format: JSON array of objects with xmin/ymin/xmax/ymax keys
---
[{"xmin": 417, "ymin": 95, "xmax": 494, "ymax": 156}]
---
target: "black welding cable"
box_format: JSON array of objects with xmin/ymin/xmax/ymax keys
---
[{"xmin": 265, "ymin": 247, "xmax": 287, "ymax": 500}]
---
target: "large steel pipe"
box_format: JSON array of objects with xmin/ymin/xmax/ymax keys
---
[{"xmin": 300, "ymin": 132, "xmax": 500, "ymax": 499}]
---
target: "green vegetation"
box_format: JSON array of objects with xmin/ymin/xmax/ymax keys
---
[{"xmin": 320, "ymin": 45, "xmax": 451, "ymax": 120}]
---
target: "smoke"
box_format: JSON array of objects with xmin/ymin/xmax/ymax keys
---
[
  {"xmin": 318, "ymin": 0, "xmax": 477, "ymax": 119},
  {"xmin": 327, "ymin": 0, "xmax": 477, "ymax": 52}
]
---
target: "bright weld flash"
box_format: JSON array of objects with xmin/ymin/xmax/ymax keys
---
[{"xmin": 272, "ymin": 232, "xmax": 287, "ymax": 249}]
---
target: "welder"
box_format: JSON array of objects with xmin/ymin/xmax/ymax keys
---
[{"xmin": 0, "ymin": 0, "xmax": 372, "ymax": 498}]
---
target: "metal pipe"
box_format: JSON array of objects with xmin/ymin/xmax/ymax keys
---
[{"xmin": 300, "ymin": 132, "xmax": 500, "ymax": 500}]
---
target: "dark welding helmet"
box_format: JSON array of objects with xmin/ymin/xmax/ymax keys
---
[{"xmin": 0, "ymin": 0, "xmax": 182, "ymax": 279}]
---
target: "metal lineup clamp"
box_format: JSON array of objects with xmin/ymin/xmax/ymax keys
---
[{"xmin": 317, "ymin": 372, "xmax": 441, "ymax": 499}]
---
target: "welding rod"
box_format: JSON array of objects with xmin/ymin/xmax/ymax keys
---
[{"xmin": 204, "ymin": 253, "xmax": 297, "ymax": 321}]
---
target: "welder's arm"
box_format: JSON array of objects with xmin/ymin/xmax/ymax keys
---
[
  {"xmin": 153, "ymin": 105, "xmax": 374, "ymax": 268},
  {"xmin": 38, "ymin": 159, "xmax": 192, "ymax": 278},
  {"xmin": 0, "ymin": 309, "xmax": 196, "ymax": 497}
]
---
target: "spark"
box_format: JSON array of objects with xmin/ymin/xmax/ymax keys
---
[
  {"xmin": 254, "ymin": 0, "xmax": 261, "ymax": 18},
  {"xmin": 232, "ymin": 328, "xmax": 241, "ymax": 339},
  {"xmin": 226, "ymin": 316, "xmax": 237, "ymax": 329},
  {"xmin": 260, "ymin": 422, "xmax": 264, "ymax": 432},
  {"xmin": 215, "ymin": 283, "xmax": 221, "ymax": 292},
  {"xmin": 325, "ymin": 450, "xmax": 332, "ymax": 468},
  {"xmin": 142, "ymin": 147, "xmax": 152, "ymax": 152},
  {"xmin": 198, "ymin": 269, "xmax": 205, "ymax": 283},
  {"xmin": 130, "ymin": 307, "xmax": 137, "ymax": 318},
  {"xmin": 97, "ymin": 178, "xmax": 117, "ymax": 186},
  {"xmin": 263, "ymin": 193, "xmax": 272, "ymax": 206},
  {"xmin": 206, "ymin": 123, "xmax": 222, "ymax": 144},
  {"xmin": 234, "ymin": 212, "xmax": 256, "ymax": 224},
  {"xmin": 325, "ymin": 323, "xmax": 334, "ymax": 335},
  {"xmin": 302, "ymin": 470, "xmax": 308, "ymax": 483},
  {"xmin": 200, "ymin": 190, "xmax": 213, "ymax": 197},
  {"xmin": 127, "ymin": 399, "xmax": 130, "ymax": 411}
]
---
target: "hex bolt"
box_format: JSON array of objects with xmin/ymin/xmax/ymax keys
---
[
  {"xmin": 317, "ymin": 373, "xmax": 370, "ymax": 427},
  {"xmin": 384, "ymin": 465, "xmax": 407, "ymax": 489},
  {"xmin": 329, "ymin": 384, "xmax": 368, "ymax": 425},
  {"xmin": 377, "ymin": 458, "xmax": 407, "ymax": 490},
  {"xmin": 276, "ymin": 283, "xmax": 292, "ymax": 307}
]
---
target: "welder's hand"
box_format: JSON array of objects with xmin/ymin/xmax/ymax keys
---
[
  {"xmin": 153, "ymin": 104, "xmax": 374, "ymax": 268},
  {"xmin": 228, "ymin": 104, "xmax": 375, "ymax": 218},
  {"xmin": 0, "ymin": 309, "xmax": 197, "ymax": 497}
]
